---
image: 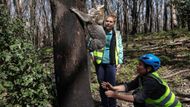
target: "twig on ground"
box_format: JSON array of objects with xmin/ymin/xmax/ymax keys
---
[
  {"xmin": 163, "ymin": 69, "xmax": 190, "ymax": 79},
  {"xmin": 179, "ymin": 97, "xmax": 190, "ymax": 103}
]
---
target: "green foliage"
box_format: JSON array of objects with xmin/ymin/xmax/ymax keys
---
[
  {"xmin": 174, "ymin": 0, "xmax": 190, "ymax": 28},
  {"xmin": 0, "ymin": 6, "xmax": 55, "ymax": 106},
  {"xmin": 90, "ymin": 83, "xmax": 99, "ymax": 93},
  {"xmin": 116, "ymin": 59, "xmax": 138, "ymax": 83}
]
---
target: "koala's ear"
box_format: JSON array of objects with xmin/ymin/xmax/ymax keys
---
[
  {"xmin": 100, "ymin": 5, "xmax": 104, "ymax": 9},
  {"xmin": 70, "ymin": 7, "xmax": 92, "ymax": 22},
  {"xmin": 96, "ymin": 5, "xmax": 104, "ymax": 10}
]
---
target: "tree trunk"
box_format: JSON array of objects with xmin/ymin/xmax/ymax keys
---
[
  {"xmin": 170, "ymin": 3, "xmax": 177, "ymax": 29},
  {"xmin": 131, "ymin": 0, "xmax": 138, "ymax": 35},
  {"xmin": 14, "ymin": 0, "xmax": 23, "ymax": 18},
  {"xmin": 116, "ymin": 2, "xmax": 121, "ymax": 30},
  {"xmin": 140, "ymin": 0, "xmax": 145, "ymax": 33},
  {"xmin": 123, "ymin": 0, "xmax": 129, "ymax": 47},
  {"xmin": 163, "ymin": 0, "xmax": 168, "ymax": 31},
  {"xmin": 42, "ymin": 0, "xmax": 52, "ymax": 47},
  {"xmin": 91, "ymin": 0, "xmax": 96, "ymax": 8},
  {"xmin": 29, "ymin": 0, "xmax": 37, "ymax": 47},
  {"xmin": 50, "ymin": 0, "xmax": 94, "ymax": 107},
  {"xmin": 155, "ymin": 0, "xmax": 159, "ymax": 32},
  {"xmin": 149, "ymin": 0, "xmax": 153, "ymax": 32},
  {"xmin": 145, "ymin": 0, "xmax": 150, "ymax": 33}
]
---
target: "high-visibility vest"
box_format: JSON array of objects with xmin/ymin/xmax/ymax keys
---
[
  {"xmin": 143, "ymin": 72, "xmax": 182, "ymax": 107},
  {"xmin": 93, "ymin": 31, "xmax": 120, "ymax": 65}
]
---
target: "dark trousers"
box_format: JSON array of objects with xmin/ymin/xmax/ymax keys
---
[
  {"xmin": 133, "ymin": 102, "xmax": 146, "ymax": 107},
  {"xmin": 95, "ymin": 64, "xmax": 116, "ymax": 107}
]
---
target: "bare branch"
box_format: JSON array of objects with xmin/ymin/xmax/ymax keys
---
[{"xmin": 163, "ymin": 69, "xmax": 190, "ymax": 79}]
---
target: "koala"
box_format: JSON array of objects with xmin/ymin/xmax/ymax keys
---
[
  {"xmin": 88, "ymin": 5, "xmax": 104, "ymax": 25},
  {"xmin": 70, "ymin": 6, "xmax": 106, "ymax": 51}
]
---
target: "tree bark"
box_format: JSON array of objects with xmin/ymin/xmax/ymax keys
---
[
  {"xmin": 29, "ymin": 0, "xmax": 37, "ymax": 47},
  {"xmin": 149, "ymin": 0, "xmax": 153, "ymax": 32},
  {"xmin": 123, "ymin": 0, "xmax": 129, "ymax": 47},
  {"xmin": 170, "ymin": 3, "xmax": 177, "ymax": 29},
  {"xmin": 131, "ymin": 0, "xmax": 138, "ymax": 35},
  {"xmin": 14, "ymin": 0, "xmax": 23, "ymax": 18},
  {"xmin": 50, "ymin": 0, "xmax": 94, "ymax": 107},
  {"xmin": 145, "ymin": 0, "xmax": 150, "ymax": 33},
  {"xmin": 163, "ymin": 0, "xmax": 168, "ymax": 31},
  {"xmin": 155, "ymin": 0, "xmax": 159, "ymax": 32}
]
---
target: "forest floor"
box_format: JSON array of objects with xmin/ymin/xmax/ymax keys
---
[{"xmin": 90, "ymin": 29, "xmax": 190, "ymax": 107}]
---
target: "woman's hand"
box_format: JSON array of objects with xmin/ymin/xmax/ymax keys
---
[
  {"xmin": 101, "ymin": 82, "xmax": 115, "ymax": 91},
  {"xmin": 105, "ymin": 90, "xmax": 116, "ymax": 97}
]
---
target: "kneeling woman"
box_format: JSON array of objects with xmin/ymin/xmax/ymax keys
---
[{"xmin": 102, "ymin": 54, "xmax": 182, "ymax": 107}]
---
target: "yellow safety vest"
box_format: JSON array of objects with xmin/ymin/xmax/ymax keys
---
[
  {"xmin": 93, "ymin": 31, "xmax": 120, "ymax": 65},
  {"xmin": 145, "ymin": 72, "xmax": 182, "ymax": 107}
]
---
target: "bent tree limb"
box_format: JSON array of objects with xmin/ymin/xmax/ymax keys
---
[{"xmin": 50, "ymin": 0, "xmax": 94, "ymax": 107}]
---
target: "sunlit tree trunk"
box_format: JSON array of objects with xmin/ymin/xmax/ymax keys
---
[
  {"xmin": 42, "ymin": 0, "xmax": 52, "ymax": 47},
  {"xmin": 29, "ymin": 0, "xmax": 37, "ymax": 47},
  {"xmin": 104, "ymin": 0, "xmax": 112, "ymax": 15},
  {"xmin": 14, "ymin": 0, "xmax": 23, "ymax": 18},
  {"xmin": 140, "ymin": 0, "xmax": 145, "ymax": 33},
  {"xmin": 50, "ymin": 0, "xmax": 94, "ymax": 107},
  {"xmin": 170, "ymin": 2, "xmax": 177, "ymax": 29}
]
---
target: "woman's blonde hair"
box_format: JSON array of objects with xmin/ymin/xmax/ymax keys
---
[{"xmin": 104, "ymin": 14, "xmax": 117, "ymax": 23}]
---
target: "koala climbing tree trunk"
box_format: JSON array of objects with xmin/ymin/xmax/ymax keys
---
[{"xmin": 50, "ymin": 0, "xmax": 94, "ymax": 107}]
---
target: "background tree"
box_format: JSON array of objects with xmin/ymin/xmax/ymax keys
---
[
  {"xmin": 175, "ymin": 0, "xmax": 190, "ymax": 31},
  {"xmin": 170, "ymin": 0, "xmax": 178, "ymax": 29}
]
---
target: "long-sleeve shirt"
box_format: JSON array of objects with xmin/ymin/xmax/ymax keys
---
[{"xmin": 124, "ymin": 74, "xmax": 166, "ymax": 103}]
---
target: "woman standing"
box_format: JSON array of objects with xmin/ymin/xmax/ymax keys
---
[{"xmin": 93, "ymin": 14, "xmax": 123, "ymax": 107}]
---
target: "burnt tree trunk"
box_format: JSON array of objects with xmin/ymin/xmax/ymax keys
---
[
  {"xmin": 131, "ymin": 0, "xmax": 138, "ymax": 35},
  {"xmin": 50, "ymin": 0, "xmax": 94, "ymax": 107},
  {"xmin": 155, "ymin": 0, "xmax": 159, "ymax": 32},
  {"xmin": 163, "ymin": 0, "xmax": 168, "ymax": 31},
  {"xmin": 145, "ymin": 0, "xmax": 150, "ymax": 33}
]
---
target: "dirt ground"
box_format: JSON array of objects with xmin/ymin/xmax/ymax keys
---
[
  {"xmin": 91, "ymin": 32, "xmax": 190, "ymax": 107},
  {"xmin": 92, "ymin": 68, "xmax": 190, "ymax": 107}
]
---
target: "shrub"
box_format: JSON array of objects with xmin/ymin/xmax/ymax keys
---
[{"xmin": 0, "ymin": 5, "xmax": 55, "ymax": 106}]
